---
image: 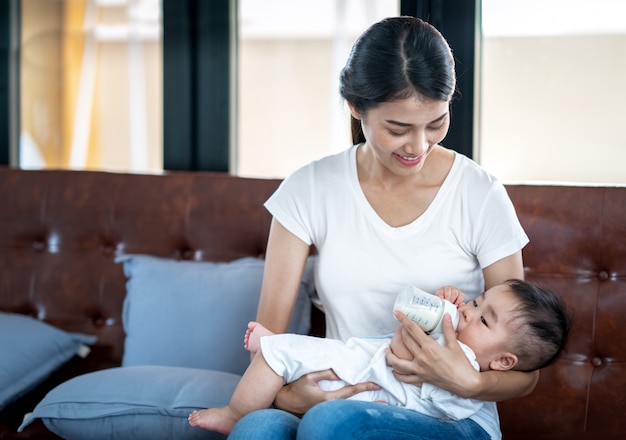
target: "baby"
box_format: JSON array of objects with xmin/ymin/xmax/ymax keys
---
[{"xmin": 188, "ymin": 279, "xmax": 570, "ymax": 435}]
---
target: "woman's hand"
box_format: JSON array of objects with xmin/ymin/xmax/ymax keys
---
[
  {"xmin": 273, "ymin": 369, "xmax": 381, "ymax": 416},
  {"xmin": 387, "ymin": 311, "xmax": 481, "ymax": 398}
]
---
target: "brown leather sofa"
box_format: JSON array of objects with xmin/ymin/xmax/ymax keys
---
[{"xmin": 0, "ymin": 167, "xmax": 623, "ymax": 439}]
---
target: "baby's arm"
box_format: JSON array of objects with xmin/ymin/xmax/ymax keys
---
[{"xmin": 435, "ymin": 286, "xmax": 465, "ymax": 307}]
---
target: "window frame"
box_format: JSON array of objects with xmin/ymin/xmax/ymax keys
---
[
  {"xmin": 0, "ymin": 0, "xmax": 476, "ymax": 169},
  {"xmin": 0, "ymin": 0, "xmax": 20, "ymax": 167}
]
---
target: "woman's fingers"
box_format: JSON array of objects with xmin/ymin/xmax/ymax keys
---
[
  {"xmin": 386, "ymin": 348, "xmax": 424, "ymax": 385},
  {"xmin": 441, "ymin": 313, "xmax": 459, "ymax": 347},
  {"xmin": 393, "ymin": 310, "xmax": 427, "ymax": 343},
  {"xmin": 274, "ymin": 369, "xmax": 338, "ymax": 415},
  {"xmin": 389, "ymin": 310, "xmax": 465, "ymax": 389},
  {"xmin": 328, "ymin": 381, "xmax": 381, "ymax": 400},
  {"xmin": 387, "ymin": 312, "xmax": 429, "ymax": 382},
  {"xmin": 305, "ymin": 368, "xmax": 340, "ymax": 382},
  {"xmin": 292, "ymin": 369, "xmax": 380, "ymax": 401}
]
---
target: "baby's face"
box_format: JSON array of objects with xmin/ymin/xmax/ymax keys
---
[{"xmin": 456, "ymin": 285, "xmax": 519, "ymax": 371}]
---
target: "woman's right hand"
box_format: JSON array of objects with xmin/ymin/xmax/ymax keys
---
[
  {"xmin": 273, "ymin": 369, "xmax": 381, "ymax": 416},
  {"xmin": 388, "ymin": 311, "xmax": 481, "ymax": 397}
]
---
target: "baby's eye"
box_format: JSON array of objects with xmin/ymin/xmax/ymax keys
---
[
  {"xmin": 472, "ymin": 300, "xmax": 478, "ymax": 307},
  {"xmin": 481, "ymin": 316, "xmax": 488, "ymax": 326}
]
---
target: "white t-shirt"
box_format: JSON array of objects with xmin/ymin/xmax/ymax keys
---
[{"xmin": 264, "ymin": 145, "xmax": 529, "ymax": 439}]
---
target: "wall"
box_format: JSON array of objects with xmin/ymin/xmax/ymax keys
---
[{"xmin": 479, "ymin": 34, "xmax": 626, "ymax": 184}]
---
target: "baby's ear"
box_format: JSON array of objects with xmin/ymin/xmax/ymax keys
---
[{"xmin": 489, "ymin": 353, "xmax": 518, "ymax": 371}]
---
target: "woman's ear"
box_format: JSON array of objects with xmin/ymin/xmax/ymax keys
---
[
  {"xmin": 489, "ymin": 353, "xmax": 518, "ymax": 371},
  {"xmin": 347, "ymin": 103, "xmax": 362, "ymax": 121}
]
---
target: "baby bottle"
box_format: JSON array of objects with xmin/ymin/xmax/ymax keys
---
[{"xmin": 393, "ymin": 285, "xmax": 459, "ymax": 334}]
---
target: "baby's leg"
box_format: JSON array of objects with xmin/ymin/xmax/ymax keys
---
[
  {"xmin": 188, "ymin": 350, "xmax": 283, "ymax": 434},
  {"xmin": 188, "ymin": 407, "xmax": 239, "ymax": 435},
  {"xmin": 244, "ymin": 321, "xmax": 275, "ymax": 354}
]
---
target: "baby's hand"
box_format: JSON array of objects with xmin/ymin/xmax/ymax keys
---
[{"xmin": 435, "ymin": 286, "xmax": 465, "ymax": 307}]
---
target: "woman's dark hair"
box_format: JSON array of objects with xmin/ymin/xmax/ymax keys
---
[
  {"xmin": 505, "ymin": 279, "xmax": 572, "ymax": 372},
  {"xmin": 339, "ymin": 16, "xmax": 457, "ymax": 144}
]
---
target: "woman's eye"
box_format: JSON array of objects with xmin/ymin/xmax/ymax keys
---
[
  {"xmin": 428, "ymin": 122, "xmax": 445, "ymax": 131},
  {"xmin": 389, "ymin": 130, "xmax": 408, "ymax": 137}
]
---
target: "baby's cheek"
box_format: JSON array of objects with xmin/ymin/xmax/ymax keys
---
[{"xmin": 456, "ymin": 328, "xmax": 470, "ymax": 346}]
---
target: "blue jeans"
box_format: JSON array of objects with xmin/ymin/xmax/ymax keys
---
[{"xmin": 228, "ymin": 401, "xmax": 491, "ymax": 440}]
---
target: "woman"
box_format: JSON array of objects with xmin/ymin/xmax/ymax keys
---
[{"xmin": 229, "ymin": 16, "xmax": 534, "ymax": 440}]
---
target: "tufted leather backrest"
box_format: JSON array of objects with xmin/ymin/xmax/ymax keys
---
[
  {"xmin": 499, "ymin": 184, "xmax": 626, "ymax": 439},
  {"xmin": 0, "ymin": 168, "xmax": 280, "ymax": 369},
  {"xmin": 0, "ymin": 168, "xmax": 624, "ymax": 439}
]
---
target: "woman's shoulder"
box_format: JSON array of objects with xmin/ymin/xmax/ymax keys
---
[
  {"xmin": 284, "ymin": 147, "xmax": 355, "ymax": 183},
  {"xmin": 437, "ymin": 150, "xmax": 512, "ymax": 211},
  {"xmin": 449, "ymin": 150, "xmax": 501, "ymax": 191}
]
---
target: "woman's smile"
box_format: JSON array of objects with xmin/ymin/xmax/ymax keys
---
[{"xmin": 394, "ymin": 152, "xmax": 426, "ymax": 167}]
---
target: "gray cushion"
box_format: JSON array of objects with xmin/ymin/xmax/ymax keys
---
[
  {"xmin": 0, "ymin": 312, "xmax": 96, "ymax": 410},
  {"xmin": 19, "ymin": 366, "xmax": 236, "ymax": 440},
  {"xmin": 118, "ymin": 255, "xmax": 315, "ymax": 375}
]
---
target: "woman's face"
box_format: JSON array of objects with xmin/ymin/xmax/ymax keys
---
[{"xmin": 353, "ymin": 96, "xmax": 450, "ymax": 176}]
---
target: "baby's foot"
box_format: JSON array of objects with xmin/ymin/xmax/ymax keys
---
[
  {"xmin": 188, "ymin": 407, "xmax": 237, "ymax": 435},
  {"xmin": 244, "ymin": 321, "xmax": 275, "ymax": 354}
]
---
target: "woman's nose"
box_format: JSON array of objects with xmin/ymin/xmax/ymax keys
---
[{"xmin": 404, "ymin": 131, "xmax": 429, "ymax": 155}]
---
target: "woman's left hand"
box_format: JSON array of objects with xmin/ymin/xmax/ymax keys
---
[{"xmin": 386, "ymin": 311, "xmax": 481, "ymax": 399}]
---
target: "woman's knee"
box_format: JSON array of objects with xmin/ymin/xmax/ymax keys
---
[
  {"xmin": 297, "ymin": 401, "xmax": 381, "ymax": 439},
  {"xmin": 229, "ymin": 409, "xmax": 299, "ymax": 440}
]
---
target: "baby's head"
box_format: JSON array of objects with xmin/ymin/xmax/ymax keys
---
[{"xmin": 456, "ymin": 279, "xmax": 570, "ymax": 372}]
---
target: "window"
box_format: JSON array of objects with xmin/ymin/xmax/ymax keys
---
[
  {"xmin": 16, "ymin": 0, "xmax": 622, "ymax": 184},
  {"xmin": 236, "ymin": 0, "xmax": 399, "ymax": 178},
  {"xmin": 18, "ymin": 0, "xmax": 400, "ymax": 176},
  {"xmin": 20, "ymin": 0, "xmax": 162, "ymax": 172},
  {"xmin": 478, "ymin": 0, "xmax": 626, "ymax": 184}
]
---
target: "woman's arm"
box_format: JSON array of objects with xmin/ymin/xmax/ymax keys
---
[
  {"xmin": 388, "ymin": 251, "xmax": 539, "ymax": 401},
  {"xmin": 255, "ymin": 218, "xmax": 311, "ymax": 333},
  {"xmin": 482, "ymin": 251, "xmax": 525, "ymax": 289},
  {"xmin": 260, "ymin": 219, "xmax": 381, "ymax": 413}
]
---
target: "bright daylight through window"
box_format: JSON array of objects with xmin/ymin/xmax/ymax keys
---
[{"xmin": 479, "ymin": 0, "xmax": 626, "ymax": 184}]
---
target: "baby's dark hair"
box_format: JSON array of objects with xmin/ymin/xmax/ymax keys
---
[{"xmin": 505, "ymin": 279, "xmax": 571, "ymax": 372}]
